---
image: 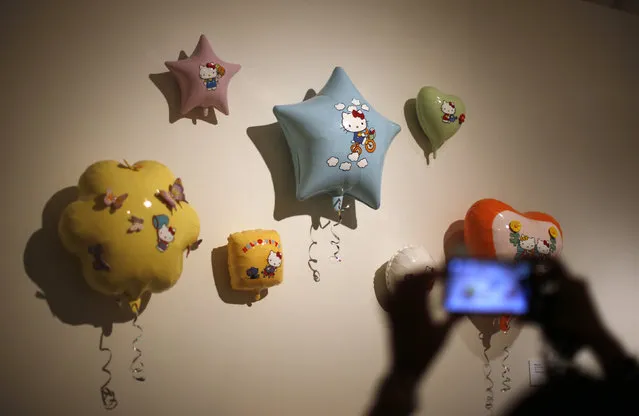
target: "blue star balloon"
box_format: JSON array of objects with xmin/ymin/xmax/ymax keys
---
[{"xmin": 273, "ymin": 67, "xmax": 401, "ymax": 210}]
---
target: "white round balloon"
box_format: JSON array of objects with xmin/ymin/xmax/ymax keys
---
[{"xmin": 385, "ymin": 245, "xmax": 436, "ymax": 292}]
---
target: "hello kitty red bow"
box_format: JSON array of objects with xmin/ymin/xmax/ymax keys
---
[
  {"xmin": 352, "ymin": 109, "xmax": 365, "ymax": 119},
  {"xmin": 206, "ymin": 62, "xmax": 215, "ymax": 68},
  {"xmin": 276, "ymin": 252, "xmax": 282, "ymax": 259},
  {"xmin": 449, "ymin": 102, "xmax": 455, "ymax": 108},
  {"xmin": 168, "ymin": 227, "xmax": 176, "ymax": 235}
]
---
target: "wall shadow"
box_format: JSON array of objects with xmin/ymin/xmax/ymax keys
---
[
  {"xmin": 246, "ymin": 89, "xmax": 358, "ymax": 230},
  {"xmin": 404, "ymin": 98, "xmax": 433, "ymax": 164},
  {"xmin": 149, "ymin": 51, "xmax": 218, "ymax": 125},
  {"xmin": 443, "ymin": 219, "xmax": 467, "ymax": 261},
  {"xmin": 373, "ymin": 261, "xmax": 390, "ymax": 312},
  {"xmin": 460, "ymin": 316, "xmax": 523, "ymax": 362},
  {"xmin": 23, "ymin": 187, "xmax": 149, "ymax": 336},
  {"xmin": 211, "ymin": 245, "xmax": 267, "ymax": 306}
]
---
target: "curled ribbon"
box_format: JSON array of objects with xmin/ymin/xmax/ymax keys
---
[
  {"xmin": 328, "ymin": 200, "xmax": 349, "ymax": 263},
  {"xmin": 501, "ymin": 345, "xmax": 512, "ymax": 392},
  {"xmin": 98, "ymin": 330, "xmax": 118, "ymax": 410},
  {"xmin": 308, "ymin": 220, "xmax": 331, "ymax": 282},
  {"xmin": 480, "ymin": 333, "xmax": 494, "ymax": 415},
  {"xmin": 130, "ymin": 304, "xmax": 146, "ymax": 382},
  {"xmin": 306, "ymin": 200, "xmax": 350, "ymax": 282}
]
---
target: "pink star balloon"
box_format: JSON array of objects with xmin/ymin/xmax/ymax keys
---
[{"xmin": 165, "ymin": 35, "xmax": 241, "ymax": 117}]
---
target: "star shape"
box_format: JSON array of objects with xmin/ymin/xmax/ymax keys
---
[
  {"xmin": 165, "ymin": 35, "xmax": 241, "ymax": 116},
  {"xmin": 273, "ymin": 67, "xmax": 401, "ymax": 209}
]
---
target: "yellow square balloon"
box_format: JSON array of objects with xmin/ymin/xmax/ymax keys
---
[{"xmin": 227, "ymin": 230, "xmax": 283, "ymax": 299}]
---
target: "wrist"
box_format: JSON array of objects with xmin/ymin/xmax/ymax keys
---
[
  {"xmin": 369, "ymin": 371, "xmax": 420, "ymax": 416},
  {"xmin": 590, "ymin": 330, "xmax": 624, "ymax": 357},
  {"xmin": 589, "ymin": 331, "xmax": 634, "ymax": 376}
]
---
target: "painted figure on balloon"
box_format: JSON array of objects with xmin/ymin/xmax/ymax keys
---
[
  {"xmin": 262, "ymin": 250, "xmax": 282, "ymax": 278},
  {"xmin": 336, "ymin": 99, "xmax": 377, "ymax": 156},
  {"xmin": 516, "ymin": 235, "xmax": 536, "ymax": 260},
  {"xmin": 246, "ymin": 267, "xmax": 260, "ymax": 280},
  {"xmin": 199, "ymin": 62, "xmax": 226, "ymax": 91},
  {"xmin": 152, "ymin": 214, "xmax": 176, "ymax": 252},
  {"xmin": 441, "ymin": 101, "xmax": 458, "ymax": 123}
]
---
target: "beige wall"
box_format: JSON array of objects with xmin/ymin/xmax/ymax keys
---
[{"xmin": 1, "ymin": 0, "xmax": 638, "ymax": 415}]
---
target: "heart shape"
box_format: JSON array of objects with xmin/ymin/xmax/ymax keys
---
[
  {"xmin": 415, "ymin": 86, "xmax": 467, "ymax": 157},
  {"xmin": 464, "ymin": 199, "xmax": 563, "ymax": 261},
  {"xmin": 463, "ymin": 199, "xmax": 563, "ymax": 334}
]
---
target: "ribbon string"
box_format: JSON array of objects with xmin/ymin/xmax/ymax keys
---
[
  {"xmin": 130, "ymin": 305, "xmax": 146, "ymax": 382},
  {"xmin": 501, "ymin": 345, "xmax": 512, "ymax": 392},
  {"xmin": 98, "ymin": 330, "xmax": 118, "ymax": 410},
  {"xmin": 480, "ymin": 334, "xmax": 494, "ymax": 415},
  {"xmin": 308, "ymin": 220, "xmax": 331, "ymax": 282},
  {"xmin": 307, "ymin": 201, "xmax": 350, "ymax": 282}
]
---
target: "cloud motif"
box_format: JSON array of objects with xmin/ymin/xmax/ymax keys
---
[
  {"xmin": 327, "ymin": 157, "xmax": 339, "ymax": 167},
  {"xmin": 339, "ymin": 162, "xmax": 352, "ymax": 171},
  {"xmin": 351, "ymin": 99, "xmax": 361, "ymax": 106},
  {"xmin": 347, "ymin": 152, "xmax": 359, "ymax": 162},
  {"xmin": 361, "ymin": 104, "xmax": 369, "ymax": 111},
  {"xmin": 334, "ymin": 103, "xmax": 345, "ymax": 111},
  {"xmin": 357, "ymin": 158, "xmax": 368, "ymax": 168},
  {"xmin": 347, "ymin": 105, "xmax": 358, "ymax": 112}
]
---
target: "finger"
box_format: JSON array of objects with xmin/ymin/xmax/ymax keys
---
[
  {"xmin": 389, "ymin": 274, "xmax": 433, "ymax": 318},
  {"xmin": 542, "ymin": 257, "xmax": 571, "ymax": 281}
]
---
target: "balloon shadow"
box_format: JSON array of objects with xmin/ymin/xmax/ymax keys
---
[
  {"xmin": 404, "ymin": 98, "xmax": 433, "ymax": 165},
  {"xmin": 373, "ymin": 261, "xmax": 390, "ymax": 312},
  {"xmin": 443, "ymin": 219, "xmax": 467, "ymax": 261},
  {"xmin": 443, "ymin": 219, "xmax": 522, "ymax": 360},
  {"xmin": 149, "ymin": 51, "xmax": 218, "ymax": 125},
  {"xmin": 211, "ymin": 245, "xmax": 267, "ymax": 306},
  {"xmin": 23, "ymin": 187, "xmax": 150, "ymax": 336},
  {"xmin": 460, "ymin": 316, "xmax": 523, "ymax": 361},
  {"xmin": 246, "ymin": 89, "xmax": 358, "ymax": 230}
]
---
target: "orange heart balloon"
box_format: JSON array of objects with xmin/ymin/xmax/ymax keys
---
[{"xmin": 464, "ymin": 198, "xmax": 564, "ymax": 331}]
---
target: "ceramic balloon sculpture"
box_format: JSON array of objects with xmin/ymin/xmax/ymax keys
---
[
  {"xmin": 273, "ymin": 67, "xmax": 401, "ymax": 210},
  {"xmin": 165, "ymin": 34, "xmax": 241, "ymax": 117},
  {"xmin": 385, "ymin": 246, "xmax": 436, "ymax": 293},
  {"xmin": 464, "ymin": 198, "xmax": 564, "ymax": 332},
  {"xmin": 415, "ymin": 86, "xmax": 466, "ymax": 157},
  {"xmin": 59, "ymin": 160, "xmax": 202, "ymax": 306},
  {"xmin": 464, "ymin": 198, "xmax": 563, "ymax": 400},
  {"xmin": 58, "ymin": 159, "xmax": 202, "ymax": 409},
  {"xmin": 227, "ymin": 229, "xmax": 283, "ymax": 301}
]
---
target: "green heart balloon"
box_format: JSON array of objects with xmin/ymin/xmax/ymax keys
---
[{"xmin": 415, "ymin": 87, "xmax": 467, "ymax": 158}]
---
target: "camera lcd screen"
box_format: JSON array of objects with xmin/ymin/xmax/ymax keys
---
[{"xmin": 444, "ymin": 258, "xmax": 532, "ymax": 315}]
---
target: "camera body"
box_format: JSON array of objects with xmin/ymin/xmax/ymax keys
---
[
  {"xmin": 443, "ymin": 257, "xmax": 580, "ymax": 359},
  {"xmin": 443, "ymin": 257, "xmax": 557, "ymax": 319}
]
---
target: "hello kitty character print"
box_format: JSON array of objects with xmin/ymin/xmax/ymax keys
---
[
  {"xmin": 441, "ymin": 101, "xmax": 457, "ymax": 123},
  {"xmin": 262, "ymin": 250, "xmax": 282, "ymax": 278},
  {"xmin": 199, "ymin": 62, "xmax": 226, "ymax": 91},
  {"xmin": 152, "ymin": 214, "xmax": 176, "ymax": 252},
  {"xmin": 326, "ymin": 99, "xmax": 377, "ymax": 171},
  {"xmin": 508, "ymin": 220, "xmax": 558, "ymax": 261}
]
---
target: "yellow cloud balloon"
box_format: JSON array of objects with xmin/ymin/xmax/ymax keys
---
[{"xmin": 58, "ymin": 160, "xmax": 201, "ymax": 307}]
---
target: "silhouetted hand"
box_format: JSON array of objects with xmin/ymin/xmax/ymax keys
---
[
  {"xmin": 387, "ymin": 270, "xmax": 459, "ymax": 379},
  {"xmin": 528, "ymin": 259, "xmax": 609, "ymax": 358}
]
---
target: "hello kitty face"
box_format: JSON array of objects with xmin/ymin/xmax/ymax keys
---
[
  {"xmin": 536, "ymin": 239, "xmax": 551, "ymax": 255},
  {"xmin": 342, "ymin": 110, "xmax": 367, "ymax": 133},
  {"xmin": 158, "ymin": 225, "xmax": 175, "ymax": 243},
  {"xmin": 519, "ymin": 235, "xmax": 535, "ymax": 251},
  {"xmin": 441, "ymin": 101, "xmax": 456, "ymax": 115},
  {"xmin": 199, "ymin": 64, "xmax": 217, "ymax": 80},
  {"xmin": 267, "ymin": 250, "xmax": 282, "ymax": 267}
]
